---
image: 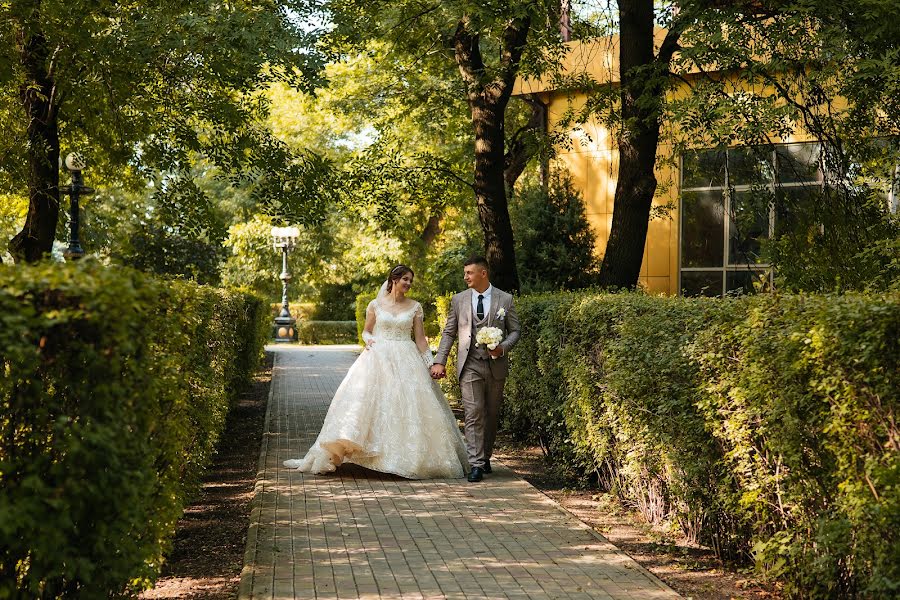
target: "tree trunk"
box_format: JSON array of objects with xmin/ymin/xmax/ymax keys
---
[
  {"xmin": 598, "ymin": 1, "xmax": 679, "ymax": 289},
  {"xmin": 453, "ymin": 17, "xmax": 530, "ymax": 292},
  {"xmin": 419, "ymin": 211, "xmax": 443, "ymax": 248},
  {"xmin": 471, "ymin": 98, "xmax": 520, "ymax": 291},
  {"xmin": 410, "ymin": 210, "xmax": 443, "ymax": 264},
  {"xmin": 9, "ymin": 23, "xmax": 61, "ymax": 263}
]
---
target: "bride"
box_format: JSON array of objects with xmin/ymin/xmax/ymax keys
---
[{"xmin": 283, "ymin": 265, "xmax": 469, "ymax": 479}]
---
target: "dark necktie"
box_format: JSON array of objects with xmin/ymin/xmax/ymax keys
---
[{"xmin": 477, "ymin": 294, "xmax": 485, "ymax": 320}]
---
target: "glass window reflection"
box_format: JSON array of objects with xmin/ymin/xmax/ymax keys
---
[
  {"xmin": 681, "ymin": 271, "xmax": 723, "ymax": 297},
  {"xmin": 682, "ymin": 191, "xmax": 725, "ymax": 268},
  {"xmin": 729, "ymin": 189, "xmax": 771, "ymax": 265}
]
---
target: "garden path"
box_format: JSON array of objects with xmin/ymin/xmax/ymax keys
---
[{"xmin": 238, "ymin": 345, "xmax": 681, "ymax": 600}]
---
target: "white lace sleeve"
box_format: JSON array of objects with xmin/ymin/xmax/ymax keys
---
[
  {"xmin": 421, "ymin": 348, "xmax": 434, "ymax": 367},
  {"xmin": 362, "ymin": 300, "xmax": 377, "ymax": 346}
]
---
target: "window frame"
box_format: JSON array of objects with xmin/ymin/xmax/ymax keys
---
[{"xmin": 678, "ymin": 143, "xmax": 824, "ymax": 297}]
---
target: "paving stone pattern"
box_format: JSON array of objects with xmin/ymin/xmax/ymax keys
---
[{"xmin": 239, "ymin": 345, "xmax": 682, "ymax": 600}]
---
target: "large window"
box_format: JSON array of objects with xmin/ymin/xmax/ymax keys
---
[{"xmin": 679, "ymin": 143, "xmax": 823, "ymax": 297}]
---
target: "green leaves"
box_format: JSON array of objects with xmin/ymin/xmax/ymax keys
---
[
  {"xmin": 0, "ymin": 262, "xmax": 269, "ymax": 596},
  {"xmin": 504, "ymin": 289, "xmax": 900, "ymax": 596},
  {"xmin": 1, "ymin": 1, "xmax": 330, "ymax": 258}
]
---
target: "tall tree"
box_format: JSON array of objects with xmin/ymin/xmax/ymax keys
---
[
  {"xmin": 0, "ymin": 1, "xmax": 325, "ymax": 263},
  {"xmin": 567, "ymin": 0, "xmax": 899, "ymax": 290},
  {"xmin": 598, "ymin": 0, "xmax": 682, "ymax": 288},
  {"xmin": 326, "ymin": 1, "xmax": 565, "ymax": 291}
]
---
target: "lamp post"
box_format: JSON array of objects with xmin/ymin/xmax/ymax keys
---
[
  {"xmin": 271, "ymin": 226, "xmax": 300, "ymax": 343},
  {"xmin": 59, "ymin": 153, "xmax": 94, "ymax": 261}
]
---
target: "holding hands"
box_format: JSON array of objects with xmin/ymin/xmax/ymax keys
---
[{"xmin": 430, "ymin": 364, "xmax": 446, "ymax": 379}]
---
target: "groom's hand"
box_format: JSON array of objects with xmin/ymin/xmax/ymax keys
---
[
  {"xmin": 430, "ymin": 364, "xmax": 446, "ymax": 379},
  {"xmin": 489, "ymin": 346, "xmax": 504, "ymax": 358}
]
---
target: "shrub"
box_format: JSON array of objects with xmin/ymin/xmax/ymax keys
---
[
  {"xmin": 504, "ymin": 290, "xmax": 899, "ymax": 598},
  {"xmin": 510, "ymin": 174, "xmax": 600, "ymax": 293},
  {"xmin": 0, "ymin": 262, "xmax": 268, "ymax": 597},
  {"xmin": 312, "ymin": 282, "xmax": 357, "ymax": 320},
  {"xmin": 298, "ymin": 320, "xmax": 358, "ymax": 344}
]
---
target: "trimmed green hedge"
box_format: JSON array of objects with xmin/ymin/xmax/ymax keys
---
[
  {"xmin": 0, "ymin": 263, "xmax": 268, "ymax": 597},
  {"xmin": 505, "ymin": 291, "xmax": 899, "ymax": 598},
  {"xmin": 298, "ymin": 320, "xmax": 357, "ymax": 344}
]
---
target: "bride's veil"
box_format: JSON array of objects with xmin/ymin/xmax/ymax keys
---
[{"xmin": 375, "ymin": 280, "xmax": 390, "ymax": 302}]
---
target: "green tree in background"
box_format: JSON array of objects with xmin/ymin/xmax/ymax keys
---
[
  {"xmin": 563, "ymin": 0, "xmax": 899, "ymax": 291},
  {"xmin": 511, "ymin": 173, "xmax": 600, "ymax": 293},
  {"xmin": 0, "ymin": 0, "xmax": 329, "ymax": 263},
  {"xmin": 324, "ymin": 0, "xmax": 569, "ymax": 291},
  {"xmin": 672, "ymin": 0, "xmax": 900, "ymax": 292}
]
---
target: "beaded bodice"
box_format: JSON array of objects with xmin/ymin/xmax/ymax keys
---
[{"xmin": 371, "ymin": 301, "xmax": 420, "ymax": 341}]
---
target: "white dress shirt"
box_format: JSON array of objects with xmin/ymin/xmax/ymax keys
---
[{"xmin": 471, "ymin": 285, "xmax": 492, "ymax": 320}]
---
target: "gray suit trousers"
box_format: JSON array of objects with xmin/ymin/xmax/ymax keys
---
[{"xmin": 459, "ymin": 356, "xmax": 504, "ymax": 468}]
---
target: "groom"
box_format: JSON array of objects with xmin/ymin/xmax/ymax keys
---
[{"xmin": 431, "ymin": 256, "xmax": 520, "ymax": 482}]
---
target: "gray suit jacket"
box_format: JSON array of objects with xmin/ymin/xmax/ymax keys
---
[{"xmin": 434, "ymin": 287, "xmax": 521, "ymax": 380}]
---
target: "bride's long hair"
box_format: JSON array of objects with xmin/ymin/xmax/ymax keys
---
[{"xmin": 386, "ymin": 264, "xmax": 414, "ymax": 293}]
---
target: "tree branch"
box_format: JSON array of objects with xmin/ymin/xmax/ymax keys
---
[
  {"xmin": 409, "ymin": 162, "xmax": 475, "ymax": 190},
  {"xmin": 452, "ymin": 16, "xmax": 486, "ymax": 96},
  {"xmin": 655, "ymin": 23, "xmax": 682, "ymax": 67},
  {"xmin": 497, "ymin": 16, "xmax": 532, "ymax": 99}
]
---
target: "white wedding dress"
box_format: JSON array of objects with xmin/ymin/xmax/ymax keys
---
[{"xmin": 283, "ymin": 300, "xmax": 469, "ymax": 479}]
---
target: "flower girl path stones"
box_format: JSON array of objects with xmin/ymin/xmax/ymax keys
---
[{"xmin": 239, "ymin": 345, "xmax": 681, "ymax": 600}]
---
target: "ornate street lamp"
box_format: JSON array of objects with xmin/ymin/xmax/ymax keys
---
[
  {"xmin": 59, "ymin": 153, "xmax": 94, "ymax": 261},
  {"xmin": 271, "ymin": 226, "xmax": 300, "ymax": 343}
]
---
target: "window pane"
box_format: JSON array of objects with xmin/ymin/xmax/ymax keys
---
[
  {"xmin": 726, "ymin": 269, "xmax": 771, "ymax": 295},
  {"xmin": 776, "ymin": 143, "xmax": 822, "ymax": 184},
  {"xmin": 682, "ymin": 149, "xmax": 726, "ymax": 189},
  {"xmin": 729, "ymin": 189, "xmax": 771, "ymax": 265},
  {"xmin": 681, "ymin": 271, "xmax": 723, "ymax": 297},
  {"xmin": 728, "ymin": 146, "xmax": 774, "ymax": 186},
  {"xmin": 774, "ymin": 184, "xmax": 822, "ymax": 236},
  {"xmin": 682, "ymin": 190, "xmax": 724, "ymax": 267}
]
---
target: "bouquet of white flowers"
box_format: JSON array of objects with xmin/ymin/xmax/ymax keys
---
[{"xmin": 475, "ymin": 326, "xmax": 504, "ymax": 358}]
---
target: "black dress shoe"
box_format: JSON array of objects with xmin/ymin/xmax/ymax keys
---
[
  {"xmin": 467, "ymin": 467, "xmax": 484, "ymax": 482},
  {"xmin": 483, "ymin": 460, "xmax": 492, "ymax": 474}
]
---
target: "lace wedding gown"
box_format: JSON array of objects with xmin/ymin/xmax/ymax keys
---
[{"xmin": 283, "ymin": 300, "xmax": 469, "ymax": 479}]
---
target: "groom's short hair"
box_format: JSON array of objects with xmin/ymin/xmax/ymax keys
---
[{"xmin": 464, "ymin": 255, "xmax": 489, "ymax": 272}]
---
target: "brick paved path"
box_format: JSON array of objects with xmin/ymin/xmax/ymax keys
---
[{"xmin": 239, "ymin": 345, "xmax": 681, "ymax": 600}]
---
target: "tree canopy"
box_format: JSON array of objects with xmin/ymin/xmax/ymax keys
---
[{"xmin": 0, "ymin": 1, "xmax": 331, "ymax": 262}]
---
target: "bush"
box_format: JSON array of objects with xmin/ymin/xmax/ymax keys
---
[
  {"xmin": 0, "ymin": 262, "xmax": 268, "ymax": 597},
  {"xmin": 312, "ymin": 282, "xmax": 358, "ymax": 320},
  {"xmin": 510, "ymin": 174, "xmax": 600, "ymax": 293},
  {"xmin": 504, "ymin": 290, "xmax": 899, "ymax": 598},
  {"xmin": 298, "ymin": 320, "xmax": 358, "ymax": 344}
]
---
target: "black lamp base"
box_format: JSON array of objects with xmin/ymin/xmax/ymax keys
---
[{"xmin": 273, "ymin": 315, "xmax": 298, "ymax": 343}]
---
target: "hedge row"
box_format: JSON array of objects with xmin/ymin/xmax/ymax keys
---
[
  {"xmin": 504, "ymin": 291, "xmax": 899, "ymax": 599},
  {"xmin": 298, "ymin": 320, "xmax": 357, "ymax": 344},
  {"xmin": 0, "ymin": 263, "xmax": 269, "ymax": 597}
]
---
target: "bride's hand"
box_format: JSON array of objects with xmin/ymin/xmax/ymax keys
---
[{"xmin": 365, "ymin": 340, "xmax": 375, "ymax": 350}]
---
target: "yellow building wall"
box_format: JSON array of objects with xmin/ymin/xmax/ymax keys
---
[
  {"xmin": 527, "ymin": 37, "xmax": 821, "ymax": 296},
  {"xmin": 546, "ymin": 94, "xmax": 679, "ymax": 295}
]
